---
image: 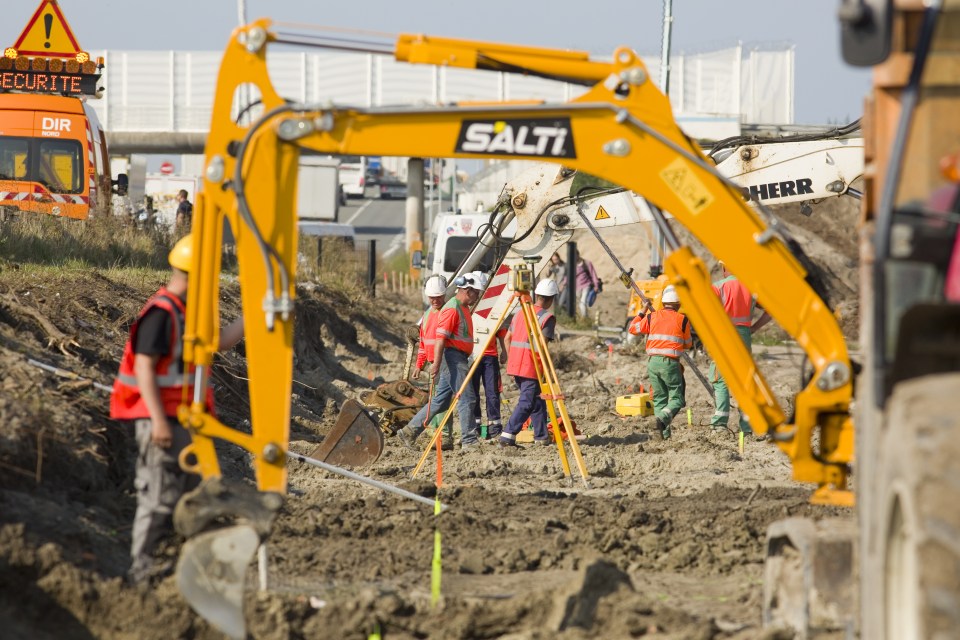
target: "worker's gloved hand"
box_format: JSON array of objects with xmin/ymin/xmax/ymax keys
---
[{"xmin": 151, "ymin": 418, "xmax": 173, "ymax": 449}]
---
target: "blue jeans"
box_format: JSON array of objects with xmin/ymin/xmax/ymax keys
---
[
  {"xmin": 502, "ymin": 376, "xmax": 549, "ymax": 441},
  {"xmin": 406, "ymin": 348, "xmax": 478, "ymax": 444},
  {"xmin": 470, "ymin": 354, "xmax": 502, "ymax": 429}
]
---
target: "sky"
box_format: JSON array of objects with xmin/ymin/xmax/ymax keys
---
[{"xmin": 8, "ymin": 0, "xmax": 870, "ymax": 125}]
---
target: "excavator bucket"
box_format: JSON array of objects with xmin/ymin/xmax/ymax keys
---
[
  {"xmin": 173, "ymin": 478, "xmax": 283, "ymax": 639},
  {"xmin": 176, "ymin": 525, "xmax": 259, "ymax": 640},
  {"xmin": 308, "ymin": 398, "xmax": 384, "ymax": 466}
]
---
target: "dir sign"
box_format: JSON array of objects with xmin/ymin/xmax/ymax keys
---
[{"xmin": 0, "ymin": 70, "xmax": 99, "ymax": 95}]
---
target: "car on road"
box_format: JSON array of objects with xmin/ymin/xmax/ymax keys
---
[{"xmin": 379, "ymin": 177, "xmax": 407, "ymax": 200}]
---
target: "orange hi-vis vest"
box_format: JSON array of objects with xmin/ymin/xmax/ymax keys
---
[
  {"xmin": 506, "ymin": 304, "xmax": 554, "ymax": 378},
  {"xmin": 436, "ymin": 297, "xmax": 474, "ymax": 355},
  {"xmin": 482, "ymin": 325, "xmax": 507, "ymax": 357},
  {"xmin": 415, "ymin": 306, "xmax": 441, "ymax": 369},
  {"xmin": 712, "ymin": 275, "xmax": 754, "ymax": 327},
  {"xmin": 109, "ymin": 287, "xmax": 214, "ymax": 420},
  {"xmin": 630, "ymin": 307, "xmax": 692, "ymax": 359}
]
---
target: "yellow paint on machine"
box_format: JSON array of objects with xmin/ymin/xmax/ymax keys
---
[{"xmin": 660, "ymin": 157, "xmax": 714, "ymax": 215}]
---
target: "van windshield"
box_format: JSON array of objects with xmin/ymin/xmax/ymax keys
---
[
  {"xmin": 0, "ymin": 136, "xmax": 83, "ymax": 194},
  {"xmin": 443, "ymin": 236, "xmax": 505, "ymax": 273}
]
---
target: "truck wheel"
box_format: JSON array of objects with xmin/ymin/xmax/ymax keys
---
[{"xmin": 861, "ymin": 373, "xmax": 960, "ymax": 640}]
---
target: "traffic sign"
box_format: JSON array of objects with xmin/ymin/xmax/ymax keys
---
[
  {"xmin": 13, "ymin": 0, "xmax": 84, "ymax": 58},
  {"xmin": 159, "ymin": 162, "xmax": 175, "ymax": 175}
]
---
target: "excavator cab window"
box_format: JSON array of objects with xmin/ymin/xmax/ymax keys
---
[{"xmin": 882, "ymin": 2, "xmax": 960, "ymax": 394}]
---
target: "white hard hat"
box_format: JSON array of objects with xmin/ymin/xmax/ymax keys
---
[
  {"xmin": 534, "ymin": 279, "xmax": 559, "ymax": 297},
  {"xmin": 661, "ymin": 285, "xmax": 680, "ymax": 304},
  {"xmin": 423, "ymin": 275, "xmax": 448, "ymax": 297},
  {"xmin": 456, "ymin": 271, "xmax": 486, "ymax": 291}
]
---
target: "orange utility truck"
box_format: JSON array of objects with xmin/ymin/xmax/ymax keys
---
[{"xmin": 0, "ymin": 0, "xmax": 120, "ymax": 220}]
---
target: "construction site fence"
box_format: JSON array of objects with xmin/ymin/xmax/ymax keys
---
[{"xmin": 297, "ymin": 236, "xmax": 418, "ymax": 297}]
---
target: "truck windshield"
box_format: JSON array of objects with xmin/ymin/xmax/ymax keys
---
[{"xmin": 0, "ymin": 136, "xmax": 83, "ymax": 194}]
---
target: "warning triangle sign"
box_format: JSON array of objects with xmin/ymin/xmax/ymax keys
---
[
  {"xmin": 13, "ymin": 0, "xmax": 83, "ymax": 58},
  {"xmin": 594, "ymin": 205, "xmax": 611, "ymax": 221}
]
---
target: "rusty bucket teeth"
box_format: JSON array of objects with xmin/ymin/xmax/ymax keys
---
[{"xmin": 308, "ymin": 398, "xmax": 384, "ymax": 466}]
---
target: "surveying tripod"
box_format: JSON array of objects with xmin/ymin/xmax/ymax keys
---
[{"xmin": 411, "ymin": 259, "xmax": 590, "ymax": 487}]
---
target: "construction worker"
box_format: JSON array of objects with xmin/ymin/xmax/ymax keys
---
[
  {"xmin": 464, "ymin": 271, "xmax": 507, "ymax": 440},
  {"xmin": 109, "ymin": 234, "xmax": 244, "ymax": 584},
  {"xmin": 498, "ymin": 279, "xmax": 559, "ymax": 447},
  {"xmin": 397, "ymin": 271, "xmax": 484, "ymax": 450},
  {"xmin": 414, "ymin": 274, "xmax": 448, "ymax": 378},
  {"xmin": 470, "ymin": 323, "xmax": 508, "ymax": 441},
  {"xmin": 412, "ymin": 274, "xmax": 455, "ymax": 450},
  {"xmin": 628, "ymin": 285, "xmax": 691, "ymax": 440},
  {"xmin": 709, "ymin": 261, "xmax": 772, "ymax": 435}
]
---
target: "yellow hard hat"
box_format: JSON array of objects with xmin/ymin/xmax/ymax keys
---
[{"xmin": 168, "ymin": 234, "xmax": 193, "ymax": 272}]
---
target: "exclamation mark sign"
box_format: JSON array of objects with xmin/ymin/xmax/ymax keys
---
[{"xmin": 44, "ymin": 13, "xmax": 53, "ymax": 49}]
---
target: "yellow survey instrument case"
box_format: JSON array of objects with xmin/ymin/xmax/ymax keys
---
[{"xmin": 615, "ymin": 393, "xmax": 654, "ymax": 417}]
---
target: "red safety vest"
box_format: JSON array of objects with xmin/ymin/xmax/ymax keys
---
[
  {"xmin": 415, "ymin": 306, "xmax": 441, "ymax": 369},
  {"xmin": 506, "ymin": 305, "xmax": 554, "ymax": 378},
  {"xmin": 436, "ymin": 297, "xmax": 474, "ymax": 354},
  {"xmin": 109, "ymin": 287, "xmax": 214, "ymax": 420},
  {"xmin": 631, "ymin": 308, "xmax": 691, "ymax": 359},
  {"xmin": 482, "ymin": 326, "xmax": 507, "ymax": 357},
  {"xmin": 712, "ymin": 275, "xmax": 754, "ymax": 326}
]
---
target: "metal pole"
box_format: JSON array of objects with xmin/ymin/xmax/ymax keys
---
[
  {"xmin": 565, "ymin": 242, "xmax": 577, "ymax": 318},
  {"xmin": 650, "ymin": 228, "xmax": 664, "ymax": 278},
  {"xmin": 451, "ymin": 159, "xmax": 457, "ymax": 211},
  {"xmin": 287, "ymin": 451, "xmax": 448, "ymax": 512},
  {"xmin": 316, "ymin": 237, "xmax": 323, "ymax": 275},
  {"xmin": 660, "ymin": 0, "xmax": 674, "ymax": 95},
  {"xmin": 367, "ymin": 239, "xmax": 377, "ymax": 296},
  {"xmin": 257, "ymin": 544, "xmax": 268, "ymax": 592},
  {"xmin": 406, "ymin": 158, "xmax": 425, "ymax": 253}
]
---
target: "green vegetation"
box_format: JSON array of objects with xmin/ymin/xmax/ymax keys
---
[
  {"xmin": 383, "ymin": 249, "xmax": 411, "ymax": 275},
  {"xmin": 752, "ymin": 327, "xmax": 791, "ymax": 347},
  {"xmin": 296, "ymin": 235, "xmax": 377, "ymax": 298},
  {"xmin": 554, "ymin": 308, "xmax": 597, "ymax": 330},
  {"xmin": 0, "ymin": 211, "xmax": 171, "ymax": 271}
]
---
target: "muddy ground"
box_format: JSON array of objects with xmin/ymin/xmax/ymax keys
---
[{"xmin": 0, "ymin": 194, "xmax": 859, "ymax": 639}]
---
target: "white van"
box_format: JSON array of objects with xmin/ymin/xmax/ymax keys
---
[
  {"xmin": 338, "ymin": 156, "xmax": 366, "ymax": 198},
  {"xmin": 424, "ymin": 211, "xmax": 516, "ymax": 288}
]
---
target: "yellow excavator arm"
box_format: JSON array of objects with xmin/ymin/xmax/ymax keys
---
[{"xmin": 180, "ymin": 19, "xmax": 854, "ymax": 506}]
